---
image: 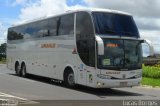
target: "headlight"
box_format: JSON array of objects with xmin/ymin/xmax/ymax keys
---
[{"xmin": 97, "ymin": 74, "xmax": 112, "ymax": 79}]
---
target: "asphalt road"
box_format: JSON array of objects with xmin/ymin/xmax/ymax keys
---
[{"xmin": 0, "ymin": 64, "xmax": 160, "ymax": 106}]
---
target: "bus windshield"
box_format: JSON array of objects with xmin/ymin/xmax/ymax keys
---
[
  {"xmin": 98, "ymin": 39, "xmax": 142, "ymax": 70},
  {"xmin": 92, "ymin": 12, "xmax": 139, "ymax": 38}
]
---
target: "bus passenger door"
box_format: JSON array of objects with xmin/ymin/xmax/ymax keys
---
[{"xmin": 76, "ymin": 12, "xmax": 95, "ymax": 86}]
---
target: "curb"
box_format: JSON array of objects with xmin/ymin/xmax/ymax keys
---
[{"xmin": 140, "ymin": 85, "xmax": 160, "ymax": 89}]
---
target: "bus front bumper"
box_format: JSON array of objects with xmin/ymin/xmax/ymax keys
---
[{"xmin": 95, "ymin": 77, "xmax": 142, "ymax": 88}]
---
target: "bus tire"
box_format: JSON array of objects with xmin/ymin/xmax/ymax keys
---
[
  {"xmin": 21, "ymin": 63, "xmax": 27, "ymax": 77},
  {"xmin": 15, "ymin": 62, "xmax": 21, "ymax": 76},
  {"xmin": 64, "ymin": 69, "xmax": 76, "ymax": 88}
]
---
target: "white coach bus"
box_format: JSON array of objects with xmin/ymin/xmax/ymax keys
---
[{"xmin": 7, "ymin": 8, "xmax": 154, "ymax": 88}]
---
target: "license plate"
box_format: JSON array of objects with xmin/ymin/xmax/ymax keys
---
[{"xmin": 120, "ymin": 82, "xmax": 128, "ymax": 87}]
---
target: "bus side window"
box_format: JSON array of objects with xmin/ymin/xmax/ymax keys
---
[
  {"xmin": 36, "ymin": 20, "xmax": 48, "ymax": 38},
  {"xmin": 48, "ymin": 17, "xmax": 59, "ymax": 36},
  {"xmin": 76, "ymin": 12, "xmax": 95, "ymax": 67},
  {"xmin": 8, "ymin": 28, "xmax": 24, "ymax": 40},
  {"xmin": 58, "ymin": 14, "xmax": 74, "ymax": 36}
]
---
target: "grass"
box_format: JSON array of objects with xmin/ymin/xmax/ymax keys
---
[
  {"xmin": 0, "ymin": 61, "xmax": 6, "ymax": 64},
  {"xmin": 0, "ymin": 58, "xmax": 6, "ymax": 64},
  {"xmin": 141, "ymin": 77, "xmax": 160, "ymax": 87},
  {"xmin": 142, "ymin": 65, "xmax": 160, "ymax": 87},
  {"xmin": 142, "ymin": 64, "xmax": 160, "ymax": 78}
]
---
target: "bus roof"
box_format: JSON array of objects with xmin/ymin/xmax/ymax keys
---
[
  {"xmin": 69, "ymin": 8, "xmax": 130, "ymax": 16},
  {"xmin": 11, "ymin": 8, "xmax": 131, "ymax": 27}
]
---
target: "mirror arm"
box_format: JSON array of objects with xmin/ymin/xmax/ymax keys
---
[
  {"xmin": 143, "ymin": 39, "xmax": 155, "ymax": 56},
  {"xmin": 96, "ymin": 36, "xmax": 104, "ymax": 55}
]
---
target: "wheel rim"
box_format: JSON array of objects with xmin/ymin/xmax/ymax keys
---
[{"xmin": 67, "ymin": 73, "xmax": 75, "ymax": 86}]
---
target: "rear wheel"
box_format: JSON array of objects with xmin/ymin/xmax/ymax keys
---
[
  {"xmin": 64, "ymin": 70, "xmax": 76, "ymax": 87},
  {"xmin": 21, "ymin": 63, "xmax": 27, "ymax": 77},
  {"xmin": 15, "ymin": 63, "xmax": 21, "ymax": 76}
]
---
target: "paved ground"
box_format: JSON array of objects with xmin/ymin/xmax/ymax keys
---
[{"xmin": 0, "ymin": 64, "xmax": 159, "ymax": 106}]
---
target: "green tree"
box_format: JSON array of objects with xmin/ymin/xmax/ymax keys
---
[{"xmin": 0, "ymin": 43, "xmax": 6, "ymax": 61}]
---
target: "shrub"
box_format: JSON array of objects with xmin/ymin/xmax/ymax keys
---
[{"xmin": 142, "ymin": 64, "xmax": 160, "ymax": 78}]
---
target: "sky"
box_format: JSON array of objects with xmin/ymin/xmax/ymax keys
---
[{"xmin": 0, "ymin": 0, "xmax": 160, "ymax": 54}]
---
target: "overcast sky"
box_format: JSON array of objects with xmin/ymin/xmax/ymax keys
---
[{"xmin": 0, "ymin": 0, "xmax": 160, "ymax": 53}]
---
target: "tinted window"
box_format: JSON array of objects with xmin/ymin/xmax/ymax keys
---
[
  {"xmin": 59, "ymin": 14, "xmax": 74, "ymax": 35},
  {"xmin": 33, "ymin": 20, "xmax": 48, "ymax": 38},
  {"xmin": 92, "ymin": 12, "xmax": 139, "ymax": 37},
  {"xmin": 8, "ymin": 14, "xmax": 74, "ymax": 41},
  {"xmin": 24, "ymin": 23, "xmax": 36, "ymax": 38},
  {"xmin": 76, "ymin": 12, "xmax": 95, "ymax": 67},
  {"xmin": 8, "ymin": 26, "xmax": 25, "ymax": 40},
  {"xmin": 8, "ymin": 20, "xmax": 48, "ymax": 40},
  {"xmin": 48, "ymin": 17, "xmax": 59, "ymax": 36},
  {"xmin": 8, "ymin": 17, "xmax": 59, "ymax": 41}
]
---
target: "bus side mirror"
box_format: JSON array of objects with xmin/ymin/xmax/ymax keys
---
[
  {"xmin": 142, "ymin": 39, "xmax": 154, "ymax": 56},
  {"xmin": 96, "ymin": 36, "xmax": 104, "ymax": 55}
]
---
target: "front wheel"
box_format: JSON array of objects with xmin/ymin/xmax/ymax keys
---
[{"xmin": 64, "ymin": 71, "xmax": 76, "ymax": 87}]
